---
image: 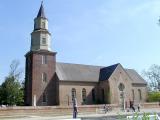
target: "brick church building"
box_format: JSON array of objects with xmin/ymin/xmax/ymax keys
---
[{"xmin": 25, "ymin": 3, "xmax": 147, "ymax": 106}]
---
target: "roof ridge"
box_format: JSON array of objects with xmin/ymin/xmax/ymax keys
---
[
  {"xmin": 56, "ymin": 62, "xmax": 104, "ymax": 67},
  {"xmin": 57, "ymin": 62, "xmax": 121, "ymax": 68},
  {"xmin": 103, "ymin": 63, "xmax": 120, "ymax": 68}
]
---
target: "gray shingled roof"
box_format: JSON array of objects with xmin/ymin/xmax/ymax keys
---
[
  {"xmin": 126, "ymin": 69, "xmax": 147, "ymax": 84},
  {"xmin": 56, "ymin": 62, "xmax": 102, "ymax": 82},
  {"xmin": 56, "ymin": 62, "xmax": 146, "ymax": 84}
]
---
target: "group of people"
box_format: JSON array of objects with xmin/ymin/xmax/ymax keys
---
[{"xmin": 72, "ymin": 98, "xmax": 142, "ymax": 118}]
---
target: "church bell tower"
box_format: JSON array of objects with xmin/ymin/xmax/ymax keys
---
[{"xmin": 25, "ymin": 2, "xmax": 58, "ymax": 106}]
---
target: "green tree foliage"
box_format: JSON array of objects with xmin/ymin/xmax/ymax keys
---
[
  {"xmin": 0, "ymin": 60, "xmax": 24, "ymax": 106},
  {"xmin": 0, "ymin": 76, "xmax": 24, "ymax": 105},
  {"xmin": 147, "ymin": 91, "xmax": 160, "ymax": 102}
]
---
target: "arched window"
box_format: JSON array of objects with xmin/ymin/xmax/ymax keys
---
[
  {"xmin": 138, "ymin": 89, "xmax": 142, "ymax": 101},
  {"xmin": 118, "ymin": 83, "xmax": 125, "ymax": 91},
  {"xmin": 132, "ymin": 89, "xmax": 135, "ymax": 101},
  {"xmin": 82, "ymin": 88, "xmax": 86, "ymax": 103},
  {"xmin": 72, "ymin": 88, "xmax": 76, "ymax": 100},
  {"xmin": 42, "ymin": 92, "xmax": 47, "ymax": 102},
  {"xmin": 42, "ymin": 72, "xmax": 47, "ymax": 82},
  {"xmin": 92, "ymin": 89, "xmax": 95, "ymax": 102},
  {"xmin": 102, "ymin": 88, "xmax": 105, "ymax": 103}
]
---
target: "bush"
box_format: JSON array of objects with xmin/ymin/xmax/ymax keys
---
[{"xmin": 147, "ymin": 91, "xmax": 160, "ymax": 102}]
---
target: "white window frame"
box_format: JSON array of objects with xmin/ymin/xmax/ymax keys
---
[{"xmin": 42, "ymin": 55, "xmax": 47, "ymax": 64}]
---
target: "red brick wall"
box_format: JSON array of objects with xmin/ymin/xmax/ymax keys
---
[{"xmin": 0, "ymin": 103, "xmax": 159, "ymax": 116}]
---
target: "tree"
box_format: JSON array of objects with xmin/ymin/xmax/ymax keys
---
[
  {"xmin": 143, "ymin": 64, "xmax": 160, "ymax": 91},
  {"xmin": 0, "ymin": 60, "xmax": 24, "ymax": 105},
  {"xmin": 147, "ymin": 91, "xmax": 160, "ymax": 102},
  {"xmin": 9, "ymin": 60, "xmax": 22, "ymax": 80}
]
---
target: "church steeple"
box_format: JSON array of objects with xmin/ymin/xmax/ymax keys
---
[
  {"xmin": 30, "ymin": 2, "xmax": 51, "ymax": 51},
  {"xmin": 37, "ymin": 2, "xmax": 46, "ymax": 18},
  {"xmin": 25, "ymin": 1, "xmax": 57, "ymax": 106}
]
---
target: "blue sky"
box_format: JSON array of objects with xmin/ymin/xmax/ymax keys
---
[{"xmin": 0, "ymin": 0, "xmax": 160, "ymax": 83}]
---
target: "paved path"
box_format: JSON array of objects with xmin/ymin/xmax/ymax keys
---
[{"xmin": 0, "ymin": 108, "xmax": 159, "ymax": 120}]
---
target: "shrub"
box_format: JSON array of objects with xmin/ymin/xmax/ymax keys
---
[{"xmin": 147, "ymin": 91, "xmax": 160, "ymax": 102}]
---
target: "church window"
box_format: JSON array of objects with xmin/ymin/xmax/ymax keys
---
[
  {"xmin": 42, "ymin": 55, "xmax": 47, "ymax": 64},
  {"xmin": 42, "ymin": 72, "xmax": 47, "ymax": 82},
  {"xmin": 42, "ymin": 92, "xmax": 47, "ymax": 102},
  {"xmin": 42, "ymin": 38, "xmax": 46, "ymax": 45},
  {"xmin": 92, "ymin": 89, "xmax": 95, "ymax": 102},
  {"xmin": 138, "ymin": 89, "xmax": 142, "ymax": 101},
  {"xmin": 72, "ymin": 88, "xmax": 76, "ymax": 100},
  {"xmin": 118, "ymin": 83, "xmax": 125, "ymax": 91},
  {"xmin": 132, "ymin": 89, "xmax": 135, "ymax": 101},
  {"xmin": 82, "ymin": 88, "xmax": 86, "ymax": 104}
]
